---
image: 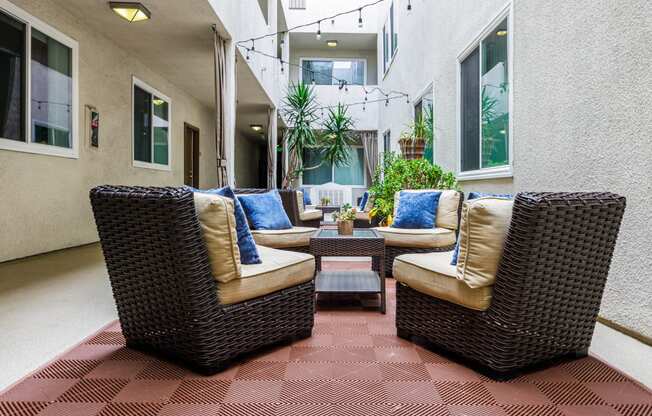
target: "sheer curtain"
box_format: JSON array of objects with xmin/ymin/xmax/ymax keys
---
[
  {"xmin": 361, "ymin": 131, "xmax": 378, "ymax": 182},
  {"xmin": 213, "ymin": 30, "xmax": 228, "ymax": 186}
]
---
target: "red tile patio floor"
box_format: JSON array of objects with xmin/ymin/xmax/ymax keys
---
[{"xmin": 1, "ymin": 261, "xmax": 650, "ymax": 416}]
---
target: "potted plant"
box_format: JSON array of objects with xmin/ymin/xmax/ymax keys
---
[
  {"xmin": 398, "ymin": 116, "xmax": 428, "ymax": 160},
  {"xmin": 333, "ymin": 204, "xmax": 356, "ymax": 235},
  {"xmin": 368, "ymin": 152, "xmax": 458, "ymax": 226},
  {"xmin": 320, "ymin": 197, "xmax": 331, "ymax": 206}
]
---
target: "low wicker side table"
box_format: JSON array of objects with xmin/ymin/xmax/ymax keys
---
[{"xmin": 310, "ymin": 228, "xmax": 386, "ymax": 313}]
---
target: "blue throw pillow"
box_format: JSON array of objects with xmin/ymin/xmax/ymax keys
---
[
  {"xmin": 300, "ymin": 187, "xmax": 312, "ymax": 206},
  {"xmin": 392, "ymin": 191, "xmax": 442, "ymax": 229},
  {"xmin": 189, "ymin": 186, "xmax": 261, "ymax": 265},
  {"xmin": 450, "ymin": 192, "xmax": 514, "ymax": 265},
  {"xmin": 358, "ymin": 192, "xmax": 369, "ymax": 211},
  {"xmin": 238, "ymin": 190, "xmax": 293, "ymax": 230}
]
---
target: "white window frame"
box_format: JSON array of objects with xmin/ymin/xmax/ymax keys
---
[
  {"xmin": 381, "ymin": 0, "xmax": 398, "ymax": 78},
  {"xmin": 298, "ymin": 57, "xmax": 368, "ymax": 86},
  {"xmin": 132, "ymin": 76, "xmax": 172, "ymax": 171},
  {"xmin": 456, "ymin": 2, "xmax": 513, "ymax": 181},
  {"xmin": 301, "ymin": 144, "xmax": 367, "ymax": 188},
  {"xmin": 414, "ymin": 82, "xmax": 434, "ymax": 162},
  {"xmin": 0, "ymin": 0, "xmax": 79, "ymax": 159}
]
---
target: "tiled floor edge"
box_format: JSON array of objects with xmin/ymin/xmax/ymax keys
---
[
  {"xmin": 0, "ymin": 318, "xmax": 118, "ymax": 396},
  {"xmin": 590, "ymin": 321, "xmax": 652, "ymax": 391}
]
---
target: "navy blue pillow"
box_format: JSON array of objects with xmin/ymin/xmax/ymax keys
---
[
  {"xmin": 358, "ymin": 192, "xmax": 369, "ymax": 211},
  {"xmin": 450, "ymin": 192, "xmax": 514, "ymax": 265},
  {"xmin": 392, "ymin": 191, "xmax": 442, "ymax": 229},
  {"xmin": 300, "ymin": 187, "xmax": 312, "ymax": 206},
  {"xmin": 238, "ymin": 190, "xmax": 293, "ymax": 230},
  {"xmin": 189, "ymin": 186, "xmax": 261, "ymax": 265}
]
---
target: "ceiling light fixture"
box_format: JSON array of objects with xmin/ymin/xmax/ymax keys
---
[
  {"xmin": 496, "ymin": 29, "xmax": 508, "ymax": 36},
  {"xmin": 250, "ymin": 124, "xmax": 263, "ymax": 132},
  {"xmin": 109, "ymin": 2, "xmax": 151, "ymax": 22},
  {"xmin": 327, "ymin": 40, "xmax": 338, "ymax": 48}
]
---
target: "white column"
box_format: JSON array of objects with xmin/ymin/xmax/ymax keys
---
[{"xmin": 224, "ymin": 39, "xmax": 237, "ymax": 186}]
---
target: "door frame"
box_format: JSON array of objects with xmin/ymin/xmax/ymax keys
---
[{"xmin": 183, "ymin": 123, "xmax": 200, "ymax": 188}]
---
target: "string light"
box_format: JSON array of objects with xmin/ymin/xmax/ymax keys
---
[
  {"xmin": 407, "ymin": 0, "xmax": 412, "ymax": 11},
  {"xmin": 316, "ymin": 20, "xmax": 321, "ymax": 40},
  {"xmin": 237, "ymin": 0, "xmax": 384, "ymax": 45},
  {"xmin": 358, "ymin": 9, "xmax": 363, "ymax": 28}
]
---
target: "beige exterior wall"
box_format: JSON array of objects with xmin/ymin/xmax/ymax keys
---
[
  {"xmin": 0, "ymin": 0, "xmax": 217, "ymax": 263},
  {"xmin": 426, "ymin": 0, "xmax": 652, "ymax": 337}
]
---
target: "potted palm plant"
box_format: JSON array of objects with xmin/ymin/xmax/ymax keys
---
[{"xmin": 398, "ymin": 116, "xmax": 428, "ymax": 160}]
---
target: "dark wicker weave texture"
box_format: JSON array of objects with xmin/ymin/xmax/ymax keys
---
[
  {"xmin": 90, "ymin": 186, "xmax": 314, "ymax": 374},
  {"xmin": 384, "ymin": 191, "xmax": 464, "ymax": 276},
  {"xmin": 396, "ymin": 192, "xmax": 626, "ymax": 377}
]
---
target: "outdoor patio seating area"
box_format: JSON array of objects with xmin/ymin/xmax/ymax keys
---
[{"xmin": 0, "ymin": 0, "xmax": 650, "ymax": 414}]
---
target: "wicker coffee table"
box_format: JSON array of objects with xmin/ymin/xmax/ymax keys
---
[{"xmin": 310, "ymin": 228, "xmax": 386, "ymax": 313}]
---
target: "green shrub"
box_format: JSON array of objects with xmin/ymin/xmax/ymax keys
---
[{"xmin": 368, "ymin": 153, "xmax": 458, "ymax": 223}]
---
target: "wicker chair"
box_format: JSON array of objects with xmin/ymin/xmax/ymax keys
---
[
  {"xmin": 395, "ymin": 192, "xmax": 626, "ymax": 378},
  {"xmin": 381, "ymin": 191, "xmax": 464, "ymax": 276},
  {"xmin": 90, "ymin": 186, "xmax": 314, "ymax": 375}
]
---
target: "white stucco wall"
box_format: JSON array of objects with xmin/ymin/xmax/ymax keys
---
[
  {"xmin": 0, "ymin": 0, "xmax": 216, "ymax": 263},
  {"xmin": 381, "ymin": 0, "xmax": 652, "ymax": 337},
  {"xmin": 283, "ymin": 0, "xmax": 379, "ymax": 34}
]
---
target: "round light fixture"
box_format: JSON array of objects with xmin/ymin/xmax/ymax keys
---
[
  {"xmin": 326, "ymin": 40, "xmax": 338, "ymax": 48},
  {"xmin": 250, "ymin": 124, "xmax": 263, "ymax": 132},
  {"xmin": 496, "ymin": 30, "xmax": 508, "ymax": 36}
]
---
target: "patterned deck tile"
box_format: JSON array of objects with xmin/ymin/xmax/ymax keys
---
[{"xmin": 0, "ymin": 269, "xmax": 650, "ymax": 416}]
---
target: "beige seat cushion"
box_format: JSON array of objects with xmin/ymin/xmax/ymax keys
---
[
  {"xmin": 394, "ymin": 251, "xmax": 493, "ymax": 311},
  {"xmin": 355, "ymin": 211, "xmax": 370, "ymax": 221},
  {"xmin": 394, "ymin": 190, "xmax": 461, "ymax": 230},
  {"xmin": 251, "ymin": 226, "xmax": 317, "ymax": 248},
  {"xmin": 218, "ymin": 246, "xmax": 315, "ymax": 305},
  {"xmin": 374, "ymin": 226, "xmax": 456, "ymax": 248},
  {"xmin": 456, "ymin": 197, "xmax": 514, "ymax": 289},
  {"xmin": 300, "ymin": 209, "xmax": 322, "ymax": 221},
  {"xmin": 193, "ymin": 193, "xmax": 241, "ymax": 283}
]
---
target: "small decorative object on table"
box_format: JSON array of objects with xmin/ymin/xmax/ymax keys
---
[
  {"xmin": 333, "ymin": 204, "xmax": 356, "ymax": 235},
  {"xmin": 320, "ymin": 196, "xmax": 331, "ymax": 206}
]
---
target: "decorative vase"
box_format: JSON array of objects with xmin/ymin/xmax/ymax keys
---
[{"xmin": 337, "ymin": 220, "xmax": 353, "ymax": 235}]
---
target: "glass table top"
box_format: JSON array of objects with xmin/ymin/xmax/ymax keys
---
[{"xmin": 316, "ymin": 229, "xmax": 378, "ymax": 238}]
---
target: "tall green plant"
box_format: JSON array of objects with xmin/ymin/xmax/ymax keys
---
[
  {"xmin": 368, "ymin": 152, "xmax": 458, "ymax": 223},
  {"xmin": 282, "ymin": 83, "xmax": 319, "ymax": 184},
  {"xmin": 320, "ymin": 103, "xmax": 356, "ymax": 168}
]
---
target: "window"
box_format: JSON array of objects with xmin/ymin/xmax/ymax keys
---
[
  {"xmin": 458, "ymin": 11, "xmax": 511, "ymax": 178},
  {"xmin": 383, "ymin": 130, "xmax": 391, "ymax": 154},
  {"xmin": 301, "ymin": 59, "xmax": 365, "ymax": 86},
  {"xmin": 382, "ymin": 1, "xmax": 398, "ymax": 74},
  {"xmin": 132, "ymin": 78, "xmax": 171, "ymax": 169},
  {"xmin": 302, "ymin": 146, "xmax": 366, "ymax": 186},
  {"xmin": 289, "ymin": 0, "xmax": 306, "ymax": 9},
  {"xmin": 0, "ymin": 3, "xmax": 78, "ymax": 158},
  {"xmin": 414, "ymin": 86, "xmax": 434, "ymax": 161}
]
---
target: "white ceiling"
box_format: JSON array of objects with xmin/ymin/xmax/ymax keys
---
[
  {"xmin": 290, "ymin": 32, "xmax": 377, "ymax": 51},
  {"xmin": 54, "ymin": 0, "xmax": 222, "ymax": 108}
]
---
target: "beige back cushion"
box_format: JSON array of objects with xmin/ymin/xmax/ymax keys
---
[
  {"xmin": 296, "ymin": 191, "xmax": 305, "ymax": 213},
  {"xmin": 456, "ymin": 197, "xmax": 513, "ymax": 289},
  {"xmin": 393, "ymin": 190, "xmax": 461, "ymax": 230},
  {"xmin": 194, "ymin": 193, "xmax": 242, "ymax": 283}
]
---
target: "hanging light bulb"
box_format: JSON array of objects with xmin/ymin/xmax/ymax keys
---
[
  {"xmin": 251, "ymin": 39, "xmax": 255, "ymax": 51},
  {"xmin": 385, "ymin": 98, "xmax": 389, "ymax": 107},
  {"xmin": 358, "ymin": 8, "xmax": 363, "ymax": 28},
  {"xmin": 363, "ymin": 104, "xmax": 366, "ymax": 111},
  {"xmin": 246, "ymin": 48, "xmax": 250, "ymax": 60},
  {"xmin": 316, "ymin": 20, "xmax": 321, "ymax": 40},
  {"xmin": 279, "ymin": 58, "xmax": 284, "ymax": 72},
  {"xmin": 407, "ymin": 0, "xmax": 412, "ymax": 11},
  {"xmin": 406, "ymin": 95, "xmax": 410, "ymax": 103},
  {"xmin": 364, "ymin": 93, "xmax": 368, "ymax": 102},
  {"xmin": 311, "ymin": 76, "xmax": 316, "ymax": 85},
  {"xmin": 344, "ymin": 82, "xmax": 349, "ymax": 92},
  {"xmin": 280, "ymin": 32, "xmax": 285, "ymax": 45}
]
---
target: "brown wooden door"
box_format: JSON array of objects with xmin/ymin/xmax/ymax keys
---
[{"xmin": 184, "ymin": 123, "xmax": 200, "ymax": 188}]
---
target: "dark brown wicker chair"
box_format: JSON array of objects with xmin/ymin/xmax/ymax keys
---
[
  {"xmin": 90, "ymin": 186, "xmax": 314, "ymax": 375},
  {"xmin": 382, "ymin": 191, "xmax": 464, "ymax": 276},
  {"xmin": 235, "ymin": 188, "xmax": 322, "ymax": 228},
  {"xmin": 396, "ymin": 192, "xmax": 626, "ymax": 378}
]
